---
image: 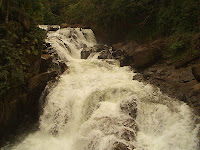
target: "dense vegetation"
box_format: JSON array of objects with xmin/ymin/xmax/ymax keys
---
[
  {"xmin": 45, "ymin": 0, "xmax": 200, "ymax": 59},
  {"xmin": 0, "ymin": 0, "xmax": 199, "ymax": 145},
  {"xmin": 59, "ymin": 0, "xmax": 200, "ymax": 41},
  {"xmin": 0, "ymin": 0, "xmax": 199, "ymax": 111},
  {"xmin": 0, "ymin": 0, "xmax": 46, "ymax": 100}
]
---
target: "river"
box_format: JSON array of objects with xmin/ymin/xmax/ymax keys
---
[{"xmin": 3, "ymin": 27, "xmax": 199, "ymax": 150}]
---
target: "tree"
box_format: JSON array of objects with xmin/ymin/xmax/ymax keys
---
[{"xmin": 5, "ymin": 0, "xmax": 10, "ymax": 40}]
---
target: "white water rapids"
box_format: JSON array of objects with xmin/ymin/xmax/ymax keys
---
[{"xmin": 4, "ymin": 27, "xmax": 199, "ymax": 150}]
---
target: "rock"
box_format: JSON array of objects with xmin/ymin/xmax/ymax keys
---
[
  {"xmin": 121, "ymin": 41, "xmax": 138, "ymax": 55},
  {"xmin": 29, "ymin": 58, "xmax": 41, "ymax": 76},
  {"xmin": 28, "ymin": 72, "xmax": 57, "ymax": 101},
  {"xmin": 40, "ymin": 54, "xmax": 53, "ymax": 73},
  {"xmin": 48, "ymin": 25, "xmax": 60, "ymax": 31},
  {"xmin": 81, "ymin": 44, "xmax": 113, "ymax": 59},
  {"xmin": 121, "ymin": 129, "xmax": 136, "ymax": 141},
  {"xmin": 112, "ymin": 41, "xmax": 138, "ymax": 67},
  {"xmin": 60, "ymin": 23, "xmax": 70, "ymax": 28},
  {"xmin": 60, "ymin": 23, "xmax": 86, "ymax": 29},
  {"xmin": 133, "ymin": 46, "xmax": 161, "ymax": 69},
  {"xmin": 59, "ymin": 62, "xmax": 68, "ymax": 73},
  {"xmin": 43, "ymin": 42, "xmax": 51, "ymax": 50},
  {"xmin": 98, "ymin": 49, "xmax": 112, "ymax": 59},
  {"xmin": 81, "ymin": 48, "xmax": 93, "ymax": 59},
  {"xmin": 192, "ymin": 65, "xmax": 200, "ymax": 82},
  {"xmin": 120, "ymin": 99, "xmax": 137, "ymax": 119},
  {"xmin": 112, "ymin": 142, "xmax": 130, "ymax": 150},
  {"xmin": 112, "ymin": 41, "xmax": 163, "ymax": 68},
  {"xmin": 93, "ymin": 44, "xmax": 110, "ymax": 52},
  {"xmin": 112, "ymin": 42, "xmax": 124, "ymax": 50}
]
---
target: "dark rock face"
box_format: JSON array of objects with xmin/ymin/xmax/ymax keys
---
[
  {"xmin": 133, "ymin": 46, "xmax": 161, "ymax": 69},
  {"xmin": 132, "ymin": 59, "xmax": 200, "ymax": 147},
  {"xmin": 28, "ymin": 72, "xmax": 57, "ymax": 101},
  {"xmin": 81, "ymin": 44, "xmax": 113, "ymax": 59},
  {"xmin": 112, "ymin": 41, "xmax": 161, "ymax": 69},
  {"xmin": 40, "ymin": 54, "xmax": 53, "ymax": 73},
  {"xmin": 81, "ymin": 47, "xmax": 93, "ymax": 59},
  {"xmin": 41, "ymin": 41, "xmax": 68, "ymax": 74},
  {"xmin": 112, "ymin": 42, "xmax": 136, "ymax": 67},
  {"xmin": 192, "ymin": 65, "xmax": 200, "ymax": 82},
  {"xmin": 133, "ymin": 60, "xmax": 200, "ymax": 116}
]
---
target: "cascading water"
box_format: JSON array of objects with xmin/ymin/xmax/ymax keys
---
[{"xmin": 3, "ymin": 27, "xmax": 199, "ymax": 150}]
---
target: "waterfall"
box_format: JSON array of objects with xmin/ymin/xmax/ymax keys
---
[{"xmin": 4, "ymin": 27, "xmax": 199, "ymax": 150}]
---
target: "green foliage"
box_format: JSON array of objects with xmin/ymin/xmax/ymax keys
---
[
  {"xmin": 0, "ymin": 27, "xmax": 45, "ymax": 99},
  {"xmin": 0, "ymin": 0, "xmax": 199, "ymax": 98},
  {"xmin": 156, "ymin": 0, "xmax": 200, "ymax": 36},
  {"xmin": 162, "ymin": 33, "xmax": 193, "ymax": 61},
  {"xmin": 61, "ymin": 0, "xmax": 200, "ymax": 42},
  {"xmin": 170, "ymin": 41, "xmax": 185, "ymax": 52},
  {"xmin": 0, "ymin": 40, "xmax": 25, "ymax": 96}
]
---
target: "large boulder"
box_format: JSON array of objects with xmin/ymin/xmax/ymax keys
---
[
  {"xmin": 112, "ymin": 41, "xmax": 138, "ymax": 67},
  {"xmin": 28, "ymin": 72, "xmax": 57, "ymax": 101},
  {"xmin": 112, "ymin": 41, "xmax": 164, "ymax": 69},
  {"xmin": 192, "ymin": 65, "xmax": 200, "ymax": 82},
  {"xmin": 133, "ymin": 46, "xmax": 161, "ymax": 69}
]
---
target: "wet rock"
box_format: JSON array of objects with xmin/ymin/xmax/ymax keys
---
[
  {"xmin": 122, "ymin": 118, "xmax": 138, "ymax": 131},
  {"xmin": 59, "ymin": 62, "xmax": 68, "ymax": 73},
  {"xmin": 98, "ymin": 49, "xmax": 113, "ymax": 59},
  {"xmin": 132, "ymin": 58, "xmax": 200, "ymax": 117},
  {"xmin": 112, "ymin": 42, "xmax": 137, "ymax": 67},
  {"xmin": 81, "ymin": 48, "xmax": 93, "ymax": 59},
  {"xmin": 133, "ymin": 46, "xmax": 161, "ymax": 69},
  {"xmin": 81, "ymin": 44, "xmax": 113, "ymax": 59},
  {"xmin": 112, "ymin": 41, "xmax": 161, "ymax": 69},
  {"xmin": 93, "ymin": 44, "xmax": 109, "ymax": 52},
  {"xmin": 40, "ymin": 54, "xmax": 52, "ymax": 73},
  {"xmin": 28, "ymin": 72, "xmax": 57, "ymax": 101},
  {"xmin": 29, "ymin": 58, "xmax": 41, "ymax": 76},
  {"xmin": 121, "ymin": 129, "xmax": 136, "ymax": 141},
  {"xmin": 47, "ymin": 25, "xmax": 60, "ymax": 31},
  {"xmin": 120, "ymin": 99, "xmax": 137, "ymax": 119},
  {"xmin": 43, "ymin": 42, "xmax": 51, "ymax": 50},
  {"xmin": 112, "ymin": 142, "xmax": 130, "ymax": 150},
  {"xmin": 192, "ymin": 65, "xmax": 200, "ymax": 82}
]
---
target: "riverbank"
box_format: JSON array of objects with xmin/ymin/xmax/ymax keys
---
[
  {"xmin": 111, "ymin": 39, "xmax": 200, "ymax": 146},
  {"xmin": 111, "ymin": 34, "xmax": 200, "ymax": 116}
]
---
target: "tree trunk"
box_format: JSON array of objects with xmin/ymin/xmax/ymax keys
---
[
  {"xmin": 0, "ymin": 0, "xmax": 2, "ymax": 7},
  {"xmin": 5, "ymin": 0, "xmax": 11, "ymax": 40}
]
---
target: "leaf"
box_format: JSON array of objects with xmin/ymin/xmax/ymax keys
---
[
  {"xmin": 31, "ymin": 46, "xmax": 35, "ymax": 50},
  {"xmin": 33, "ymin": 50, "xmax": 39, "ymax": 55},
  {"xmin": 26, "ymin": 50, "xmax": 31, "ymax": 54}
]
